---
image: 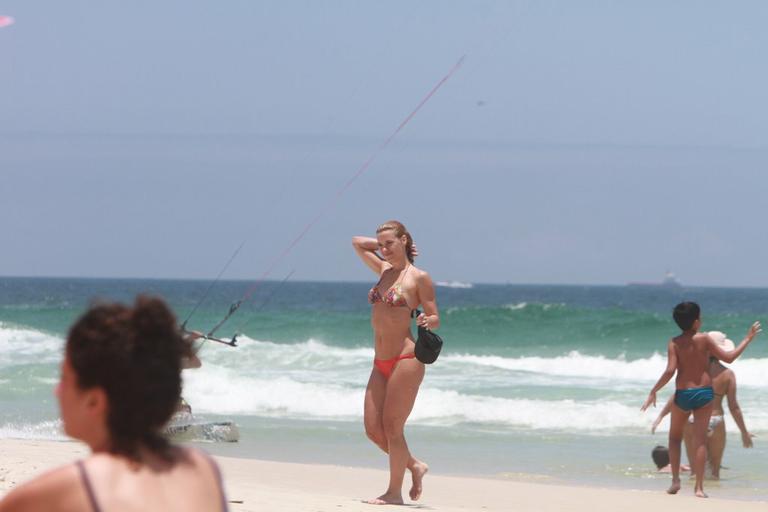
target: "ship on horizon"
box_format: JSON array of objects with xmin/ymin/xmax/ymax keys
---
[{"xmin": 627, "ymin": 271, "xmax": 683, "ymax": 289}]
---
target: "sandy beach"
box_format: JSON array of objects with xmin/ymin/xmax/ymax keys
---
[{"xmin": 0, "ymin": 439, "xmax": 764, "ymax": 511}]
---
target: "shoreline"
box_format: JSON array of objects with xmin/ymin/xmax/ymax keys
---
[{"xmin": 0, "ymin": 439, "xmax": 765, "ymax": 511}]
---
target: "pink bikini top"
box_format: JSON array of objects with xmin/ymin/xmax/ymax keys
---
[{"xmin": 368, "ymin": 265, "xmax": 410, "ymax": 308}]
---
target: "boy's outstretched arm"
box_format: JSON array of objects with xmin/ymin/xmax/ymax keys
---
[
  {"xmin": 709, "ymin": 322, "xmax": 761, "ymax": 363},
  {"xmin": 641, "ymin": 340, "xmax": 677, "ymax": 411}
]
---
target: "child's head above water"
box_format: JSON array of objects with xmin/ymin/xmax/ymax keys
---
[
  {"xmin": 651, "ymin": 445, "xmax": 670, "ymax": 469},
  {"xmin": 673, "ymin": 301, "xmax": 700, "ymax": 331}
]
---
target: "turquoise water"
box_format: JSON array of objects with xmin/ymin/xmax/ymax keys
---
[{"xmin": 1, "ymin": 277, "xmax": 766, "ymax": 499}]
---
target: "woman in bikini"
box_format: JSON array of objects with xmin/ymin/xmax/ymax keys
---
[
  {"xmin": 352, "ymin": 220, "xmax": 439, "ymax": 505},
  {"xmin": 0, "ymin": 296, "xmax": 228, "ymax": 512},
  {"xmin": 698, "ymin": 334, "xmax": 755, "ymax": 479}
]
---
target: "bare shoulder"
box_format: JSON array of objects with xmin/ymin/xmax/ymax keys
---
[
  {"xmin": 698, "ymin": 332, "xmax": 719, "ymax": 353},
  {"xmin": 0, "ymin": 463, "xmax": 82, "ymax": 512},
  {"xmin": 412, "ymin": 266, "xmax": 431, "ymax": 282},
  {"xmin": 414, "ymin": 269, "xmax": 436, "ymax": 293},
  {"xmin": 182, "ymin": 445, "xmax": 212, "ymax": 464},
  {"xmin": 178, "ymin": 446, "xmax": 221, "ymax": 479},
  {"xmin": 665, "ymin": 338, "xmax": 679, "ymax": 361}
]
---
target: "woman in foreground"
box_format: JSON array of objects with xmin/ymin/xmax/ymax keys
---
[
  {"xmin": 0, "ymin": 296, "xmax": 228, "ymax": 512},
  {"xmin": 353, "ymin": 221, "xmax": 440, "ymax": 505}
]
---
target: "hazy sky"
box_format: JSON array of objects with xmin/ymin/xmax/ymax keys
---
[{"xmin": 2, "ymin": 1, "xmax": 767, "ymax": 286}]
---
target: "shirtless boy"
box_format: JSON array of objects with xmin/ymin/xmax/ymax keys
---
[
  {"xmin": 651, "ymin": 331, "xmax": 755, "ymax": 479},
  {"xmin": 641, "ymin": 302, "xmax": 760, "ymax": 498}
]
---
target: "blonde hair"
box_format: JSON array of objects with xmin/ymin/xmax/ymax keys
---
[{"xmin": 376, "ymin": 220, "xmax": 415, "ymax": 263}]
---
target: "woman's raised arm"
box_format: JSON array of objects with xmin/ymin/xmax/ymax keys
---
[{"xmin": 352, "ymin": 236, "xmax": 387, "ymax": 275}]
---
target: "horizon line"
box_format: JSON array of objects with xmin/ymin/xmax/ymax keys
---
[{"xmin": 2, "ymin": 274, "xmax": 768, "ymax": 291}]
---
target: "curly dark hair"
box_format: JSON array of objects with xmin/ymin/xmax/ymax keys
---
[{"xmin": 66, "ymin": 295, "xmax": 192, "ymax": 459}]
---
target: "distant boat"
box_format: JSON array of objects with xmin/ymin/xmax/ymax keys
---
[
  {"xmin": 627, "ymin": 272, "xmax": 683, "ymax": 289},
  {"xmin": 435, "ymin": 280, "xmax": 473, "ymax": 289}
]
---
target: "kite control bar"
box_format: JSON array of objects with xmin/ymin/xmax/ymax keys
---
[{"xmin": 180, "ymin": 323, "xmax": 238, "ymax": 347}]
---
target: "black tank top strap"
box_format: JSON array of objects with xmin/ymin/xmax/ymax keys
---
[{"xmin": 76, "ymin": 460, "xmax": 102, "ymax": 512}]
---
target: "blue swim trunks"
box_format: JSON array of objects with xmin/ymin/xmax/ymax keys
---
[{"xmin": 674, "ymin": 386, "xmax": 714, "ymax": 411}]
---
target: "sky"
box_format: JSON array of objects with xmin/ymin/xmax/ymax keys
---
[{"xmin": 1, "ymin": 1, "xmax": 767, "ymax": 286}]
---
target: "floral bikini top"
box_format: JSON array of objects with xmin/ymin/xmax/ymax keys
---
[{"xmin": 368, "ymin": 265, "xmax": 410, "ymax": 308}]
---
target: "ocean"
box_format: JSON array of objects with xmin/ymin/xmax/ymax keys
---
[{"xmin": 1, "ymin": 277, "xmax": 766, "ymax": 499}]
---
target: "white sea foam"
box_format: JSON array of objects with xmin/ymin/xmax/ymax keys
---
[
  {"xmin": 502, "ymin": 302, "xmax": 563, "ymax": 311},
  {"xmin": 3, "ymin": 329, "xmax": 768, "ymax": 435},
  {"xmin": 33, "ymin": 377, "xmax": 59, "ymax": 385},
  {"xmin": 180, "ymin": 338, "xmax": 768, "ymax": 433},
  {"xmin": 445, "ymin": 351, "xmax": 768, "ymax": 388},
  {"xmin": 447, "ymin": 351, "xmax": 668, "ymax": 383},
  {"xmin": 0, "ymin": 420, "xmax": 65, "ymax": 440},
  {"xmin": 0, "ymin": 323, "xmax": 64, "ymax": 368},
  {"xmin": 183, "ymin": 369, "xmax": 768, "ymax": 433},
  {"xmin": 196, "ymin": 336, "xmax": 372, "ymax": 387},
  {"xmin": 205, "ymin": 339, "xmax": 768, "ymax": 389},
  {"xmin": 435, "ymin": 281, "xmax": 473, "ymax": 289},
  {"xmin": 414, "ymin": 391, "xmax": 650, "ymax": 430},
  {"xmin": 184, "ymin": 368, "xmax": 362, "ymax": 419}
]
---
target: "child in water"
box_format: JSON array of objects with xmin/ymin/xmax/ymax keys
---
[{"xmin": 651, "ymin": 445, "xmax": 690, "ymax": 473}]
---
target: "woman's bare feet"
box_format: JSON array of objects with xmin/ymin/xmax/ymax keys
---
[
  {"xmin": 695, "ymin": 489, "xmax": 708, "ymax": 498},
  {"xmin": 666, "ymin": 480, "xmax": 681, "ymax": 494},
  {"xmin": 409, "ymin": 461, "xmax": 429, "ymax": 501},
  {"xmin": 364, "ymin": 493, "xmax": 404, "ymax": 505}
]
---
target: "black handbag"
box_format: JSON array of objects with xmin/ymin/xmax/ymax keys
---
[{"xmin": 412, "ymin": 309, "xmax": 443, "ymax": 364}]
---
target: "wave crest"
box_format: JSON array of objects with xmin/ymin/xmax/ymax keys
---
[{"xmin": 0, "ymin": 323, "xmax": 64, "ymax": 368}]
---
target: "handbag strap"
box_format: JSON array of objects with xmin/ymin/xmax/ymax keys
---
[{"xmin": 411, "ymin": 309, "xmax": 432, "ymax": 332}]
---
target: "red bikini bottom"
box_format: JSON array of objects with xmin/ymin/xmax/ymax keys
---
[{"xmin": 374, "ymin": 353, "xmax": 416, "ymax": 380}]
